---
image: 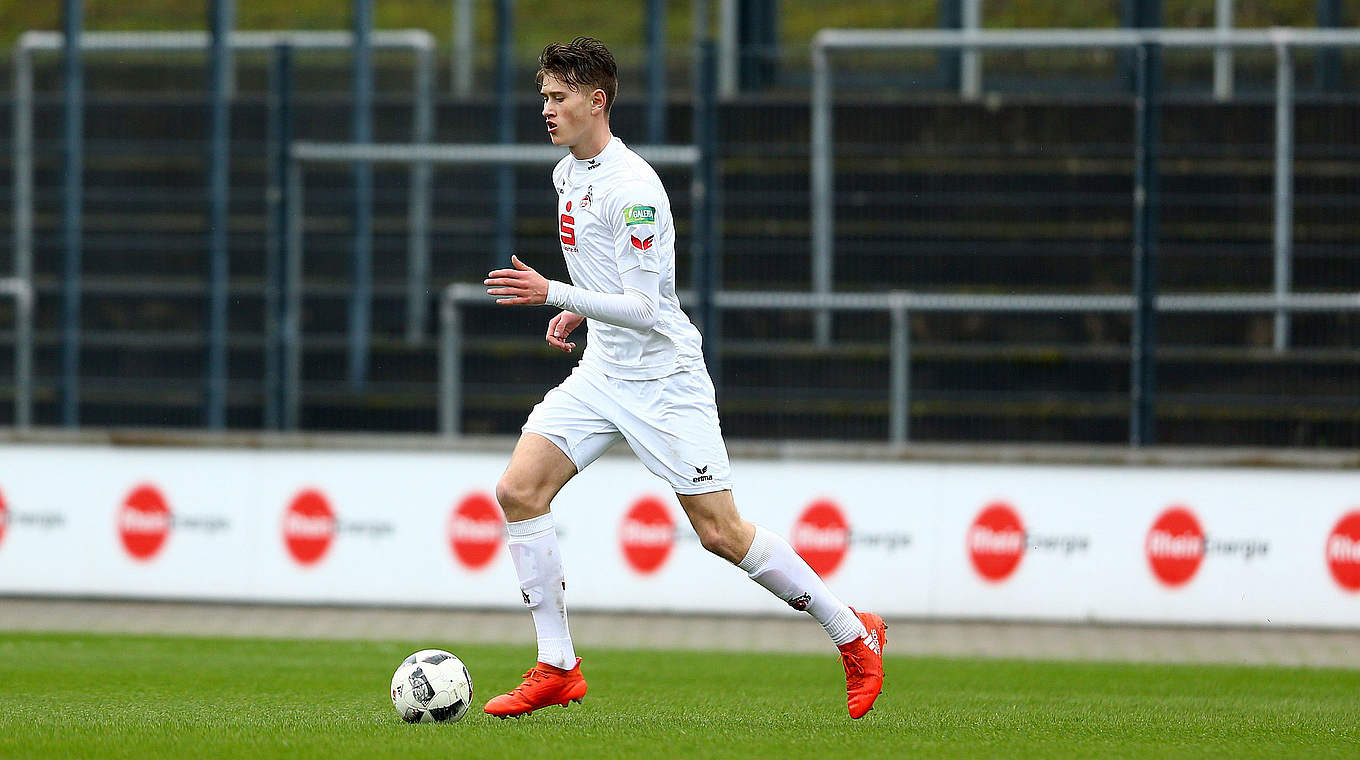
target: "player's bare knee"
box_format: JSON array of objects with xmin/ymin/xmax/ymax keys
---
[
  {"xmin": 495, "ymin": 477, "xmax": 549, "ymax": 523},
  {"xmin": 695, "ymin": 521, "xmax": 743, "ymax": 564}
]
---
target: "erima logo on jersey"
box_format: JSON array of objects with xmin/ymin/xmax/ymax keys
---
[
  {"xmin": 586, "ymin": 159, "xmax": 601, "ymax": 170},
  {"xmin": 630, "ymin": 234, "xmax": 654, "ymax": 252},
  {"xmin": 623, "ymin": 205, "xmax": 656, "ymax": 225}
]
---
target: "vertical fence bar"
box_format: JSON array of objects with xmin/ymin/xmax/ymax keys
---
[
  {"xmin": 1213, "ymin": 0, "xmax": 1234, "ymax": 101},
  {"xmin": 439, "ymin": 292, "xmax": 462, "ymax": 437},
  {"xmin": 961, "ymin": 0, "xmax": 982, "ymax": 101},
  {"xmin": 284, "ymin": 160, "xmax": 304, "ymax": 429},
  {"xmin": 646, "ymin": 0, "xmax": 668, "ymax": 144},
  {"xmin": 60, "ymin": 1, "xmax": 84, "ymax": 428},
  {"xmin": 1131, "ymin": 41, "xmax": 1161, "ymax": 446},
  {"xmin": 889, "ymin": 301, "xmax": 910, "ymax": 444},
  {"xmin": 693, "ymin": 41, "xmax": 720, "ymax": 390},
  {"xmin": 452, "ymin": 0, "xmax": 474, "ymax": 98},
  {"xmin": 494, "ymin": 0, "xmax": 516, "ymax": 268},
  {"xmin": 205, "ymin": 0, "xmax": 235, "ymax": 430},
  {"xmin": 810, "ymin": 38, "xmax": 832, "ymax": 346},
  {"xmin": 938, "ymin": 0, "xmax": 961, "ymax": 90},
  {"xmin": 265, "ymin": 44, "xmax": 293, "ymax": 430},
  {"xmin": 349, "ymin": 0, "xmax": 374, "ymax": 392},
  {"xmin": 406, "ymin": 42, "xmax": 435, "ymax": 343},
  {"xmin": 1316, "ymin": 0, "xmax": 1341, "ymax": 92},
  {"xmin": 12, "ymin": 42, "xmax": 33, "ymax": 428},
  {"xmin": 1273, "ymin": 40, "xmax": 1294, "ymax": 352},
  {"xmin": 718, "ymin": 0, "xmax": 738, "ymax": 98}
]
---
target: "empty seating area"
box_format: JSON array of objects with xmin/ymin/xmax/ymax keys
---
[{"xmin": 0, "ymin": 56, "xmax": 1356, "ymax": 445}]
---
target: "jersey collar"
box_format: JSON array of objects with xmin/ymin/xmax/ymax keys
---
[{"xmin": 572, "ymin": 135, "xmax": 622, "ymax": 173}]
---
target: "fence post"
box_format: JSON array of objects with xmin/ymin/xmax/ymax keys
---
[
  {"xmin": 452, "ymin": 0, "xmax": 473, "ymax": 98},
  {"xmin": 266, "ymin": 44, "xmax": 293, "ymax": 430},
  {"xmin": 939, "ymin": 0, "xmax": 961, "ymax": 91},
  {"xmin": 646, "ymin": 0, "xmax": 668, "ymax": 144},
  {"xmin": 1273, "ymin": 39, "xmax": 1294, "ymax": 353},
  {"xmin": 349, "ymin": 0, "xmax": 374, "ymax": 392},
  {"xmin": 12, "ymin": 42, "xmax": 33, "ymax": 429},
  {"xmin": 494, "ymin": 0, "xmax": 516, "ymax": 268},
  {"xmin": 1316, "ymin": 0, "xmax": 1341, "ymax": 92},
  {"xmin": 60, "ymin": 0, "xmax": 84, "ymax": 428},
  {"xmin": 961, "ymin": 0, "xmax": 982, "ymax": 101},
  {"xmin": 439, "ymin": 291, "xmax": 462, "ymax": 437},
  {"xmin": 1131, "ymin": 40, "xmax": 1161, "ymax": 446},
  {"xmin": 284, "ymin": 159, "xmax": 304, "ymax": 430},
  {"xmin": 693, "ymin": 40, "xmax": 721, "ymax": 393},
  {"xmin": 810, "ymin": 37, "xmax": 832, "ymax": 346},
  {"xmin": 205, "ymin": 0, "xmax": 235, "ymax": 430},
  {"xmin": 1213, "ymin": 0, "xmax": 1234, "ymax": 101},
  {"xmin": 407, "ymin": 41, "xmax": 435, "ymax": 343},
  {"xmin": 890, "ymin": 299, "xmax": 911, "ymax": 445}
]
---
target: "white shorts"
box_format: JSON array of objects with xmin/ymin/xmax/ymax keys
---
[{"xmin": 522, "ymin": 364, "xmax": 734, "ymax": 495}]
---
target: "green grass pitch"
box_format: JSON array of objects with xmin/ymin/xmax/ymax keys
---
[{"xmin": 0, "ymin": 632, "xmax": 1356, "ymax": 759}]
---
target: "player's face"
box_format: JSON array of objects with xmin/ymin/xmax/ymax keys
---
[{"xmin": 540, "ymin": 74, "xmax": 598, "ymax": 148}]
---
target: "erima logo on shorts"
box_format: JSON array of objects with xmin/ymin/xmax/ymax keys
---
[
  {"xmin": 623, "ymin": 205, "xmax": 656, "ymax": 225},
  {"xmin": 691, "ymin": 464, "xmax": 712, "ymax": 484}
]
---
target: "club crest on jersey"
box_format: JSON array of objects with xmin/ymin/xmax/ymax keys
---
[
  {"xmin": 581, "ymin": 186, "xmax": 593, "ymax": 209},
  {"xmin": 630, "ymin": 234, "xmax": 654, "ymax": 251},
  {"xmin": 623, "ymin": 205, "xmax": 656, "ymax": 226}
]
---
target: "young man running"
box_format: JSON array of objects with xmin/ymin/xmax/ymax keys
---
[{"xmin": 481, "ymin": 36, "xmax": 886, "ymax": 720}]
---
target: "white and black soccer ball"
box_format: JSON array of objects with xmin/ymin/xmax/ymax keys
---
[{"xmin": 391, "ymin": 649, "xmax": 474, "ymax": 723}]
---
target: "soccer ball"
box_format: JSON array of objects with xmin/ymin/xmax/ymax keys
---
[{"xmin": 390, "ymin": 649, "xmax": 474, "ymax": 723}]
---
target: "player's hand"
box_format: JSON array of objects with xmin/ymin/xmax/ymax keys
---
[
  {"xmin": 546, "ymin": 311, "xmax": 583, "ymax": 353},
  {"xmin": 485, "ymin": 255, "xmax": 549, "ymax": 306}
]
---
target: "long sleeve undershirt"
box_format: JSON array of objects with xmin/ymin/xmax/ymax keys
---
[{"xmin": 545, "ymin": 267, "xmax": 660, "ymax": 330}]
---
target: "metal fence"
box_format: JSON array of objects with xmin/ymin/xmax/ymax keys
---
[
  {"xmin": 810, "ymin": 27, "xmax": 1360, "ymax": 347},
  {"xmin": 11, "ymin": 29, "xmax": 436, "ymax": 428},
  {"xmin": 438, "ymin": 284, "xmax": 1360, "ymax": 445},
  {"xmin": 5, "ymin": 23, "xmax": 1356, "ymax": 446}
]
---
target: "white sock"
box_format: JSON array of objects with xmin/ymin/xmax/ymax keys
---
[
  {"xmin": 505, "ymin": 513, "xmax": 576, "ymax": 670},
  {"xmin": 738, "ymin": 525, "xmax": 868, "ymax": 646}
]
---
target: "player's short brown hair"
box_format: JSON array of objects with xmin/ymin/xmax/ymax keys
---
[{"xmin": 536, "ymin": 36, "xmax": 618, "ymax": 116}]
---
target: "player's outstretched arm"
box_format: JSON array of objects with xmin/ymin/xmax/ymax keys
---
[{"xmin": 485, "ymin": 255, "xmax": 659, "ymax": 331}]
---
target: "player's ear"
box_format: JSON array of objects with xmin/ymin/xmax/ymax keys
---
[{"xmin": 591, "ymin": 89, "xmax": 606, "ymax": 115}]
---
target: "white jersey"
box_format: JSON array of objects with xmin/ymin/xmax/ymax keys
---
[{"xmin": 552, "ymin": 136, "xmax": 705, "ymax": 380}]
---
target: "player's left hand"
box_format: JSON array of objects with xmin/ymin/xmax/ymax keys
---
[{"xmin": 485, "ymin": 255, "xmax": 549, "ymax": 306}]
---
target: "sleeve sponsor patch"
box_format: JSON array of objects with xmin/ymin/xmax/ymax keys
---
[{"xmin": 622, "ymin": 205, "xmax": 656, "ymax": 226}]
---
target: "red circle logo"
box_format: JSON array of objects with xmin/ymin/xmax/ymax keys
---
[
  {"xmin": 1146, "ymin": 506, "xmax": 1205, "ymax": 587},
  {"xmin": 447, "ymin": 492, "xmax": 504, "ymax": 570},
  {"xmin": 0, "ymin": 486, "xmax": 8, "ymax": 549},
  {"xmin": 118, "ymin": 484, "xmax": 173, "ymax": 562},
  {"xmin": 967, "ymin": 502, "xmax": 1026, "ymax": 582},
  {"xmin": 283, "ymin": 489, "xmax": 336, "ymax": 566},
  {"xmin": 1325, "ymin": 510, "xmax": 1360, "ymax": 592},
  {"xmin": 620, "ymin": 497, "xmax": 675, "ymax": 574},
  {"xmin": 792, "ymin": 500, "xmax": 850, "ymax": 578}
]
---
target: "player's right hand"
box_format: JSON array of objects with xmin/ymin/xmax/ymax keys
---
[{"xmin": 546, "ymin": 311, "xmax": 584, "ymax": 353}]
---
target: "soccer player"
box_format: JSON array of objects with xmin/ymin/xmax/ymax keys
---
[{"xmin": 481, "ymin": 36, "xmax": 886, "ymax": 720}]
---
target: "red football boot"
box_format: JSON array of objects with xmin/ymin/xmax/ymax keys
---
[
  {"xmin": 837, "ymin": 609, "xmax": 887, "ymax": 719},
  {"xmin": 483, "ymin": 658, "xmax": 587, "ymax": 718}
]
